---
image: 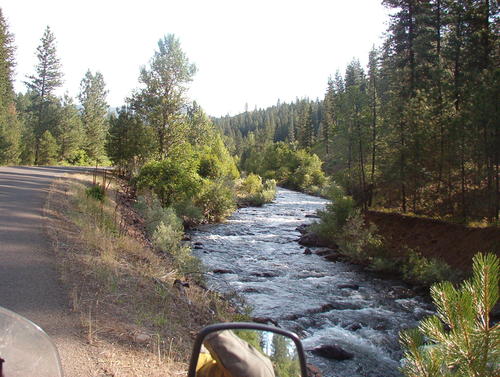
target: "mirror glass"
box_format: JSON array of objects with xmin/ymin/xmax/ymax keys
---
[
  {"xmin": 195, "ymin": 329, "xmax": 302, "ymax": 377},
  {"xmin": 0, "ymin": 306, "xmax": 63, "ymax": 377}
]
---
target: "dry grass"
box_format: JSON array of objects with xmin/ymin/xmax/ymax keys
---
[{"xmin": 44, "ymin": 172, "xmax": 238, "ymax": 376}]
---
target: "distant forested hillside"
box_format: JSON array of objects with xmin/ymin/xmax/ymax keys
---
[{"xmin": 213, "ymin": 99, "xmax": 324, "ymax": 152}]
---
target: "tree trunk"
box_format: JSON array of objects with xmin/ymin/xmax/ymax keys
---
[
  {"xmin": 324, "ymin": 124, "xmax": 329, "ymax": 155},
  {"xmin": 400, "ymin": 121, "xmax": 407, "ymax": 213},
  {"xmin": 495, "ymin": 133, "xmax": 499, "ymax": 221},
  {"xmin": 408, "ymin": 0, "xmax": 416, "ymax": 96},
  {"xmin": 460, "ymin": 132, "xmax": 467, "ymax": 221},
  {"xmin": 436, "ymin": 0, "xmax": 445, "ymax": 193},
  {"xmin": 453, "ymin": 8, "xmax": 463, "ymax": 219},
  {"xmin": 356, "ymin": 110, "xmax": 367, "ymax": 210},
  {"xmin": 370, "ymin": 74, "xmax": 377, "ymax": 185}
]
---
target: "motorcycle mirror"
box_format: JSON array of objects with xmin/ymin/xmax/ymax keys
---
[
  {"xmin": 0, "ymin": 306, "xmax": 63, "ymax": 377},
  {"xmin": 187, "ymin": 322, "xmax": 308, "ymax": 377}
]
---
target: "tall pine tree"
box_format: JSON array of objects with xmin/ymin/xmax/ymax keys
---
[
  {"xmin": 25, "ymin": 26, "xmax": 63, "ymax": 164},
  {"xmin": 78, "ymin": 70, "xmax": 108, "ymax": 163},
  {"xmin": 55, "ymin": 94, "xmax": 83, "ymax": 161},
  {"xmin": 0, "ymin": 8, "xmax": 20, "ymax": 164}
]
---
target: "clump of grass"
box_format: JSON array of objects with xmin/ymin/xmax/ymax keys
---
[{"xmin": 85, "ymin": 184, "xmax": 105, "ymax": 202}]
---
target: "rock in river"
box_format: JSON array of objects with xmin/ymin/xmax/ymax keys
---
[
  {"xmin": 311, "ymin": 344, "xmax": 354, "ymax": 361},
  {"xmin": 298, "ymin": 232, "xmax": 329, "ymax": 247},
  {"xmin": 314, "ymin": 248, "xmax": 342, "ymax": 262},
  {"xmin": 212, "ymin": 269, "xmax": 234, "ymax": 274},
  {"xmin": 295, "ymin": 224, "xmax": 309, "ymax": 234},
  {"xmin": 315, "ymin": 248, "xmax": 333, "ymax": 256},
  {"xmin": 337, "ymin": 283, "xmax": 360, "ymax": 290},
  {"xmin": 307, "ymin": 364, "xmax": 323, "ymax": 377},
  {"xmin": 252, "ymin": 317, "xmax": 279, "ymax": 326}
]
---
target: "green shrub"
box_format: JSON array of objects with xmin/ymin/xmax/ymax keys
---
[
  {"xmin": 237, "ymin": 176, "xmax": 276, "ymax": 206},
  {"xmin": 66, "ymin": 149, "xmax": 92, "ymax": 166},
  {"xmin": 261, "ymin": 170, "xmax": 276, "ymax": 181},
  {"xmin": 198, "ymin": 153, "xmax": 223, "ymax": 179},
  {"xmin": 313, "ymin": 183, "xmax": 357, "ymax": 243},
  {"xmin": 337, "ymin": 211, "xmax": 380, "ymax": 263},
  {"xmin": 368, "ymin": 256, "xmax": 400, "ymax": 273},
  {"xmin": 135, "ymin": 143, "xmax": 239, "ymax": 224},
  {"xmin": 152, "ymin": 220, "xmax": 183, "ymax": 253},
  {"xmin": 283, "ymin": 149, "xmax": 326, "ymax": 191},
  {"xmin": 400, "ymin": 252, "xmax": 499, "ymax": 377},
  {"xmin": 305, "ymin": 185, "xmax": 320, "ymax": 196},
  {"xmin": 313, "ymin": 183, "xmax": 458, "ymax": 287},
  {"xmin": 275, "ymin": 166, "xmax": 291, "ymax": 183},
  {"xmin": 173, "ymin": 199, "xmax": 204, "ymax": 225},
  {"xmin": 136, "ymin": 195, "xmax": 183, "ymax": 236},
  {"xmin": 239, "ymin": 141, "xmax": 328, "ymax": 194},
  {"xmin": 312, "ymin": 183, "xmax": 379, "ymax": 263},
  {"xmin": 137, "ymin": 194, "xmax": 203, "ymax": 278},
  {"xmin": 311, "ymin": 178, "xmax": 334, "ymax": 197},
  {"xmin": 135, "ymin": 155, "xmax": 201, "ymax": 207},
  {"xmin": 251, "ymin": 179, "xmax": 277, "ymax": 206},
  {"xmin": 85, "ymin": 184, "xmax": 105, "ymax": 202},
  {"xmin": 401, "ymin": 250, "xmax": 456, "ymax": 286},
  {"xmin": 196, "ymin": 179, "xmax": 236, "ymax": 222},
  {"xmin": 263, "ymin": 178, "xmax": 276, "ymax": 191},
  {"xmin": 240, "ymin": 173, "xmax": 263, "ymax": 196},
  {"xmin": 151, "ymin": 218, "xmax": 202, "ymax": 276},
  {"xmin": 172, "ymin": 244, "xmax": 203, "ymax": 277}
]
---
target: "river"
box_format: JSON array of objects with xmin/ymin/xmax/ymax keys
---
[{"xmin": 190, "ymin": 187, "xmax": 434, "ymax": 377}]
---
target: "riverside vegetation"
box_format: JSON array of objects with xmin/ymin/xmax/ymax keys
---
[
  {"xmin": 45, "ymin": 173, "xmax": 241, "ymax": 376},
  {"xmin": 311, "ymin": 183, "xmax": 458, "ymax": 287}
]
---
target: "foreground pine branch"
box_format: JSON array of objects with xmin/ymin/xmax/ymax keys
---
[{"xmin": 400, "ymin": 253, "xmax": 499, "ymax": 377}]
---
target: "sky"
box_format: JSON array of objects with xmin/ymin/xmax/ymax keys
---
[{"xmin": 2, "ymin": 0, "xmax": 390, "ymax": 117}]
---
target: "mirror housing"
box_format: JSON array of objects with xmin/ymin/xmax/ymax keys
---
[{"xmin": 188, "ymin": 322, "xmax": 308, "ymax": 377}]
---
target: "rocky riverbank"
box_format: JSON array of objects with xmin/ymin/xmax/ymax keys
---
[{"xmin": 296, "ymin": 210, "xmax": 500, "ymax": 291}]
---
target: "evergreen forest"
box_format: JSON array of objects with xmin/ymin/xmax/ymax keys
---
[
  {"xmin": 1, "ymin": 2, "xmax": 498, "ymax": 223},
  {"xmin": 215, "ymin": 0, "xmax": 499, "ymax": 223}
]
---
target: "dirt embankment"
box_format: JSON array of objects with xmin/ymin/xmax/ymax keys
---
[
  {"xmin": 365, "ymin": 211, "xmax": 500, "ymax": 272},
  {"xmin": 45, "ymin": 173, "xmax": 238, "ymax": 377}
]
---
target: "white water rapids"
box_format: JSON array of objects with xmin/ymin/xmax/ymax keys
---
[{"xmin": 190, "ymin": 188, "xmax": 434, "ymax": 377}]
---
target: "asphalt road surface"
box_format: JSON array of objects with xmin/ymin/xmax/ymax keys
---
[{"xmin": 0, "ymin": 166, "xmax": 95, "ymax": 376}]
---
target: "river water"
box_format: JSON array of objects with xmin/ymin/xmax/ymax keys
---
[{"xmin": 190, "ymin": 188, "xmax": 433, "ymax": 377}]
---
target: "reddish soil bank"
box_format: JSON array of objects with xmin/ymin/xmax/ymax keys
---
[{"xmin": 365, "ymin": 211, "xmax": 500, "ymax": 272}]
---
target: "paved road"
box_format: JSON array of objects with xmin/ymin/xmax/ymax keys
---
[{"xmin": 0, "ymin": 166, "xmax": 94, "ymax": 376}]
